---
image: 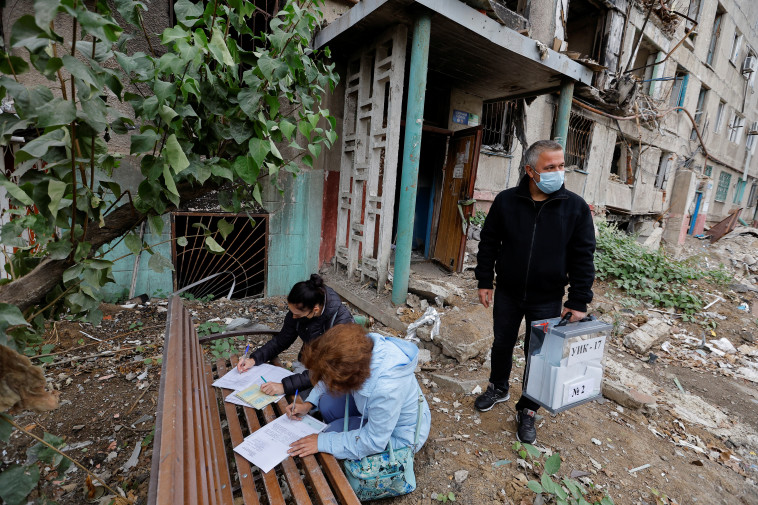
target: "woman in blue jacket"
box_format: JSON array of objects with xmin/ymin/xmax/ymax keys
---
[
  {"xmin": 236, "ymin": 274, "xmax": 353, "ymax": 396},
  {"xmin": 287, "ymin": 324, "xmax": 431, "ymax": 461}
]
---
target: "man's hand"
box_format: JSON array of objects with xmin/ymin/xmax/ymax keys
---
[
  {"xmin": 561, "ymin": 308, "xmax": 586, "ymax": 322},
  {"xmin": 260, "ymin": 382, "xmax": 284, "ymax": 395},
  {"xmin": 478, "ymin": 289, "xmax": 494, "ymax": 308},
  {"xmin": 288, "ymin": 434, "xmax": 319, "ymax": 457},
  {"xmin": 236, "ymin": 356, "xmax": 256, "ymax": 373}
]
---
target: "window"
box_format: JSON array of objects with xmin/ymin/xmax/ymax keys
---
[
  {"xmin": 690, "ymin": 85, "xmax": 708, "ymax": 140},
  {"xmin": 481, "ymin": 99, "xmax": 518, "ymax": 153},
  {"xmin": 745, "ymin": 49, "xmax": 757, "ymax": 88},
  {"xmin": 715, "ymin": 100, "xmax": 726, "ymax": 133},
  {"xmin": 669, "ymin": 67, "xmax": 689, "ymax": 107},
  {"xmin": 734, "ymin": 179, "xmax": 747, "ymax": 204},
  {"xmin": 706, "ymin": 8, "xmax": 724, "ymax": 66},
  {"xmin": 715, "ymin": 171, "xmax": 732, "ymax": 202},
  {"xmin": 704, "ymin": 165, "xmax": 713, "ymax": 177},
  {"xmin": 728, "ymin": 114, "xmax": 744, "ymax": 143},
  {"xmin": 611, "ymin": 137, "xmax": 637, "ymax": 183},
  {"xmin": 730, "ymin": 30, "xmax": 743, "ymax": 65},
  {"xmin": 656, "ymin": 152, "xmax": 674, "ymax": 189},
  {"xmin": 564, "ymin": 112, "xmax": 594, "ymax": 170},
  {"xmin": 748, "ymin": 183, "xmax": 758, "ymax": 207},
  {"xmin": 747, "ymin": 121, "xmax": 758, "ymax": 154},
  {"xmin": 686, "ymin": 0, "xmax": 702, "ymax": 40}
]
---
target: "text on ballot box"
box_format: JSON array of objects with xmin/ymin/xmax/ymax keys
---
[{"xmin": 522, "ymin": 316, "xmax": 612, "ymax": 413}]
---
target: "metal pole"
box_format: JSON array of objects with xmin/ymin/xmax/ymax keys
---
[
  {"xmin": 553, "ymin": 79, "xmax": 575, "ymax": 148},
  {"xmin": 392, "ymin": 12, "xmax": 431, "ymax": 306}
]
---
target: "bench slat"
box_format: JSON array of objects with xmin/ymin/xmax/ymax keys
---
[
  {"xmin": 202, "ymin": 361, "xmax": 235, "ymax": 505},
  {"xmin": 181, "ymin": 311, "xmax": 201, "ymax": 505},
  {"xmin": 214, "ymin": 358, "xmax": 261, "ymax": 505},
  {"xmin": 315, "ymin": 454, "xmax": 362, "ymax": 505}
]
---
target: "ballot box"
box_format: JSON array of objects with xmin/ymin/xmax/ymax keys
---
[{"xmin": 522, "ymin": 316, "xmax": 612, "ymax": 413}]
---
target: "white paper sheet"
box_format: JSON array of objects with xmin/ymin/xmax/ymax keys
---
[
  {"xmin": 233, "ymin": 414, "xmax": 326, "ymax": 474},
  {"xmin": 213, "ymin": 363, "xmax": 294, "ymax": 390}
]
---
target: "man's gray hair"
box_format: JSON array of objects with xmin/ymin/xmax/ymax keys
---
[{"xmin": 524, "ymin": 140, "xmax": 563, "ymax": 169}]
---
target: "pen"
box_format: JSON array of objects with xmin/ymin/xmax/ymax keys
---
[
  {"xmin": 260, "ymin": 376, "xmax": 267, "ymax": 383},
  {"xmin": 243, "ymin": 343, "xmax": 250, "ymax": 358},
  {"xmin": 291, "ymin": 389, "xmax": 299, "ymax": 416}
]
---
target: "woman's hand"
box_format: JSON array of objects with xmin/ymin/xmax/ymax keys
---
[
  {"xmin": 286, "ymin": 400, "xmax": 313, "ymax": 420},
  {"xmin": 260, "ymin": 382, "xmax": 284, "ymax": 395},
  {"xmin": 236, "ymin": 356, "xmax": 256, "ymax": 373},
  {"xmin": 288, "ymin": 434, "xmax": 319, "ymax": 457}
]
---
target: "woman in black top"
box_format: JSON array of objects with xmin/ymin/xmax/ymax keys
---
[{"xmin": 236, "ymin": 274, "xmax": 354, "ymax": 396}]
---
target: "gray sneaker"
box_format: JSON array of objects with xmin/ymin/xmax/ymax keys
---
[{"xmin": 474, "ymin": 384, "xmax": 510, "ymax": 411}]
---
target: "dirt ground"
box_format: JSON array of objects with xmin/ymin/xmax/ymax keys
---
[{"xmin": 3, "ymin": 236, "xmax": 758, "ymax": 505}]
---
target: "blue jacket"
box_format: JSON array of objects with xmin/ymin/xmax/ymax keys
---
[{"xmin": 306, "ymin": 333, "xmax": 432, "ymax": 460}]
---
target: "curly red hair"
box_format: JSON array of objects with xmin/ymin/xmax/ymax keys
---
[{"xmin": 301, "ymin": 323, "xmax": 373, "ymax": 394}]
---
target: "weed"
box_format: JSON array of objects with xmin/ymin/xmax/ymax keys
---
[
  {"xmin": 432, "ymin": 492, "xmax": 456, "ymax": 502},
  {"xmin": 595, "ymin": 222, "xmax": 732, "ymax": 318},
  {"xmin": 128, "ymin": 321, "xmax": 144, "ymax": 330},
  {"xmin": 180, "ymin": 292, "xmax": 215, "ymax": 303},
  {"xmin": 469, "ymin": 210, "xmax": 487, "ymax": 227},
  {"xmin": 197, "ymin": 321, "xmax": 226, "ymax": 337}
]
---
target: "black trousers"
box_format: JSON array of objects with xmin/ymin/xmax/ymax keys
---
[{"xmin": 489, "ymin": 289, "xmax": 562, "ymax": 412}]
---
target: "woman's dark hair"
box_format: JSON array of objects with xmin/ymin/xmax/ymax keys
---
[
  {"xmin": 287, "ymin": 273, "xmax": 326, "ymax": 311},
  {"xmin": 301, "ymin": 324, "xmax": 373, "ymax": 393}
]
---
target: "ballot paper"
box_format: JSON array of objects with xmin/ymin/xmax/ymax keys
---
[
  {"xmin": 233, "ymin": 414, "xmax": 326, "ymax": 473},
  {"xmin": 212, "ymin": 363, "xmax": 294, "ymax": 390},
  {"xmin": 235, "ymin": 384, "xmax": 279, "ymax": 409}
]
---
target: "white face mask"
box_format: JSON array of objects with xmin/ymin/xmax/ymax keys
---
[{"xmin": 533, "ymin": 170, "xmax": 564, "ymax": 194}]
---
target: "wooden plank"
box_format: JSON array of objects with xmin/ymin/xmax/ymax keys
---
[
  {"xmin": 299, "ymin": 455, "xmax": 339, "ymax": 505},
  {"xmin": 230, "ymin": 356, "xmax": 287, "ymax": 505},
  {"xmin": 181, "ymin": 310, "xmax": 200, "ymax": 505},
  {"xmin": 215, "ymin": 358, "xmax": 261, "ymax": 505},
  {"xmin": 203, "ymin": 362, "xmax": 235, "ymax": 504},
  {"xmin": 315, "ymin": 454, "xmax": 361, "ymax": 505}
]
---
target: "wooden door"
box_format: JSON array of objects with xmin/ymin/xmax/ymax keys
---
[{"xmin": 432, "ymin": 126, "xmax": 482, "ymax": 272}]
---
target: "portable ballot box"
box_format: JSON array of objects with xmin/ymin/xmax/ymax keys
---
[{"xmin": 523, "ymin": 316, "xmax": 612, "ymax": 413}]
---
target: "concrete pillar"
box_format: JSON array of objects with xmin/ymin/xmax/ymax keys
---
[
  {"xmin": 553, "ymin": 79, "xmax": 575, "ymax": 148},
  {"xmin": 663, "ymin": 169, "xmax": 698, "ymax": 249},
  {"xmin": 392, "ymin": 12, "xmax": 431, "ymax": 305}
]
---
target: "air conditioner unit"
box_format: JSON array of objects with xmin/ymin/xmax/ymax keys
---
[{"xmin": 742, "ymin": 56, "xmax": 756, "ymax": 75}]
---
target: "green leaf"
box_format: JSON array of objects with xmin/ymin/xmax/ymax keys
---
[
  {"xmin": 447, "ymin": 492, "xmax": 455, "ymax": 502},
  {"xmin": 124, "ymin": 233, "xmax": 142, "ymax": 255},
  {"xmin": 298, "ymin": 119, "xmax": 313, "ymax": 140},
  {"xmin": 600, "ymin": 496, "xmax": 615, "ymax": 505},
  {"xmin": 238, "ymin": 88, "xmax": 262, "ymax": 119},
  {"xmin": 279, "ymin": 119, "xmax": 296, "ymax": 141},
  {"xmin": 177, "ymin": 236, "xmax": 188, "ymax": 247},
  {"xmin": 16, "ymin": 129, "xmax": 67, "ymax": 163},
  {"xmin": 114, "ymin": 0, "xmax": 146, "ymax": 26},
  {"xmin": 148, "ymin": 251, "xmax": 174, "ymax": 273},
  {"xmin": 163, "ymin": 163, "xmax": 179, "ymax": 197},
  {"xmin": 130, "ymin": 130, "xmax": 159, "ymax": 154},
  {"xmin": 524, "ymin": 443, "xmax": 541, "ymax": 459},
  {"xmin": 541, "ymin": 473, "xmax": 555, "ymax": 495},
  {"xmin": 217, "ymin": 219, "xmax": 234, "ymax": 240},
  {"xmin": 161, "ymin": 25, "xmax": 190, "ymax": 44},
  {"xmin": 526, "ymin": 481, "xmax": 544, "ymax": 494},
  {"xmin": 10, "ymin": 15, "xmax": 51, "ymax": 52},
  {"xmin": 164, "ymin": 134, "xmax": 190, "ymax": 173},
  {"xmin": 34, "ymin": 0, "xmax": 62, "ymax": 30},
  {"xmin": 158, "ymin": 104, "xmax": 178, "ymax": 124},
  {"xmin": 47, "ymin": 179, "xmax": 67, "ymax": 219},
  {"xmin": 0, "ymin": 414, "xmax": 13, "ymax": 442},
  {"xmin": 174, "ymin": 0, "xmax": 204, "ymax": 27},
  {"xmin": 0, "ymin": 177, "xmax": 34, "ymax": 206},
  {"xmin": 0, "ymin": 464, "xmax": 39, "ymax": 505},
  {"xmin": 0, "ymin": 55, "xmax": 30, "ymax": 75},
  {"xmin": 544, "ymin": 452, "xmax": 561, "ymax": 475},
  {"xmin": 71, "ymin": 7, "xmax": 123, "ymax": 43},
  {"xmin": 204, "ymin": 236, "xmax": 225, "ymax": 254},
  {"xmin": 208, "ymin": 25, "xmax": 235, "ymax": 66},
  {"xmin": 148, "ymin": 214, "xmax": 164, "ymax": 236},
  {"xmin": 61, "ymin": 55, "xmax": 100, "ymax": 92},
  {"xmin": 34, "ymin": 96, "xmax": 76, "ymax": 128},
  {"xmin": 248, "ymin": 137, "xmax": 271, "ymax": 169},
  {"xmin": 308, "ymin": 142, "xmax": 322, "ymax": 160},
  {"xmin": 47, "ymin": 239, "xmax": 72, "ymax": 260}
]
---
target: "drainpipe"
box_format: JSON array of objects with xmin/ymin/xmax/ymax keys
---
[
  {"xmin": 553, "ymin": 79, "xmax": 575, "ymax": 148},
  {"xmin": 392, "ymin": 12, "xmax": 431, "ymax": 306}
]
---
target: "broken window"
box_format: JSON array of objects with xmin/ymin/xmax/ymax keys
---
[
  {"xmin": 715, "ymin": 171, "xmax": 731, "ymax": 202},
  {"xmin": 565, "ymin": 113, "xmax": 593, "ymax": 170},
  {"xmin": 706, "ymin": 6, "xmax": 725, "ymax": 66},
  {"xmin": 611, "ymin": 137, "xmax": 637, "ymax": 184},
  {"xmin": 630, "ymin": 36, "xmax": 662, "ymax": 96},
  {"xmin": 686, "ymin": 0, "xmax": 702, "ymax": 40},
  {"xmin": 728, "ymin": 113, "xmax": 744, "ymax": 144},
  {"xmin": 747, "ymin": 121, "xmax": 758, "ymax": 153},
  {"xmin": 744, "ymin": 48, "xmax": 757, "ymax": 88},
  {"xmin": 565, "ymin": 0, "xmax": 608, "ymax": 63},
  {"xmin": 669, "ymin": 67, "xmax": 688, "ymax": 108},
  {"xmin": 481, "ymin": 99, "xmax": 518, "ymax": 154},
  {"xmin": 690, "ymin": 85, "xmax": 708, "ymax": 140},
  {"xmin": 655, "ymin": 152, "xmax": 674, "ymax": 189},
  {"xmin": 730, "ymin": 29, "xmax": 743, "ymax": 65},
  {"xmin": 733, "ymin": 178, "xmax": 747, "ymax": 204},
  {"xmin": 715, "ymin": 100, "xmax": 726, "ymax": 133},
  {"xmin": 748, "ymin": 183, "xmax": 758, "ymax": 208}
]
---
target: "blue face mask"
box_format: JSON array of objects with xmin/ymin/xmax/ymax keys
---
[{"xmin": 534, "ymin": 170, "xmax": 564, "ymax": 194}]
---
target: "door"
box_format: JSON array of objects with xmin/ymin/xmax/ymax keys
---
[{"xmin": 432, "ymin": 126, "xmax": 482, "ymax": 272}]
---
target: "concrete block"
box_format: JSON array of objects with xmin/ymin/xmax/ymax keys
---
[
  {"xmin": 623, "ymin": 318, "xmax": 670, "ymax": 354},
  {"xmin": 641, "ymin": 227, "xmax": 663, "ymax": 251},
  {"xmin": 602, "ymin": 381, "xmax": 657, "ymax": 412},
  {"xmin": 430, "ymin": 373, "xmax": 483, "ymax": 395},
  {"xmin": 417, "ymin": 348, "xmax": 432, "ymax": 364}
]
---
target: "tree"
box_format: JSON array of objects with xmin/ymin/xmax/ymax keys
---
[{"xmin": 0, "ymin": 0, "xmax": 339, "ymax": 356}]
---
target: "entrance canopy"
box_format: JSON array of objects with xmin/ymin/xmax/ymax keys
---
[{"xmin": 315, "ymin": 0, "xmax": 593, "ymax": 100}]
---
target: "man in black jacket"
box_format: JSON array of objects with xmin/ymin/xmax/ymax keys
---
[{"xmin": 474, "ymin": 140, "xmax": 596, "ymax": 444}]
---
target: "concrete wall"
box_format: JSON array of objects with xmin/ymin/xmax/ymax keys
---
[{"xmin": 448, "ymin": 88, "xmax": 484, "ymax": 132}]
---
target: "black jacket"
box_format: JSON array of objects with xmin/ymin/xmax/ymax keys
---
[
  {"xmin": 474, "ymin": 175, "xmax": 595, "ymax": 312},
  {"xmin": 249, "ymin": 285, "xmax": 354, "ymax": 394}
]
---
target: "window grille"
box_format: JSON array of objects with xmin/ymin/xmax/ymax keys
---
[
  {"xmin": 704, "ymin": 165, "xmax": 713, "ymax": 177},
  {"xmin": 481, "ymin": 99, "xmax": 518, "ymax": 154},
  {"xmin": 715, "ymin": 171, "xmax": 731, "ymax": 202}
]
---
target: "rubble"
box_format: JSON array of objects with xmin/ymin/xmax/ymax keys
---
[{"xmin": 622, "ymin": 318, "xmax": 671, "ymax": 354}]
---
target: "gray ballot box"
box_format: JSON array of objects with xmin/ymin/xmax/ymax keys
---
[{"xmin": 522, "ymin": 316, "xmax": 613, "ymax": 413}]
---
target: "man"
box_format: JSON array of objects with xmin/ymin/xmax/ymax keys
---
[{"xmin": 474, "ymin": 139, "xmax": 595, "ymax": 444}]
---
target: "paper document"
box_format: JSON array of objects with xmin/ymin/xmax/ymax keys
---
[
  {"xmin": 233, "ymin": 414, "xmax": 326, "ymax": 473},
  {"xmin": 235, "ymin": 384, "xmax": 279, "ymax": 409},
  {"xmin": 213, "ymin": 363, "xmax": 294, "ymax": 390}
]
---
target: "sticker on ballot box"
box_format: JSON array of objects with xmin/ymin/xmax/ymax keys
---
[
  {"xmin": 562, "ymin": 377, "xmax": 597, "ymax": 405},
  {"xmin": 566, "ymin": 335, "xmax": 606, "ymax": 366}
]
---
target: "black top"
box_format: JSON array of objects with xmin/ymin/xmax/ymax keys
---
[
  {"xmin": 474, "ymin": 175, "xmax": 596, "ymax": 312},
  {"xmin": 249, "ymin": 285, "xmax": 354, "ymax": 394}
]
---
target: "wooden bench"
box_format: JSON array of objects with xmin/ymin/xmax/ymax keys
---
[{"xmin": 147, "ymin": 296, "xmax": 361, "ymax": 505}]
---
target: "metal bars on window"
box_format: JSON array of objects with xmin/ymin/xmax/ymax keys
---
[
  {"xmin": 565, "ymin": 112, "xmax": 593, "ymax": 170},
  {"xmin": 481, "ymin": 99, "xmax": 518, "ymax": 154},
  {"xmin": 715, "ymin": 171, "xmax": 731, "ymax": 202}
]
